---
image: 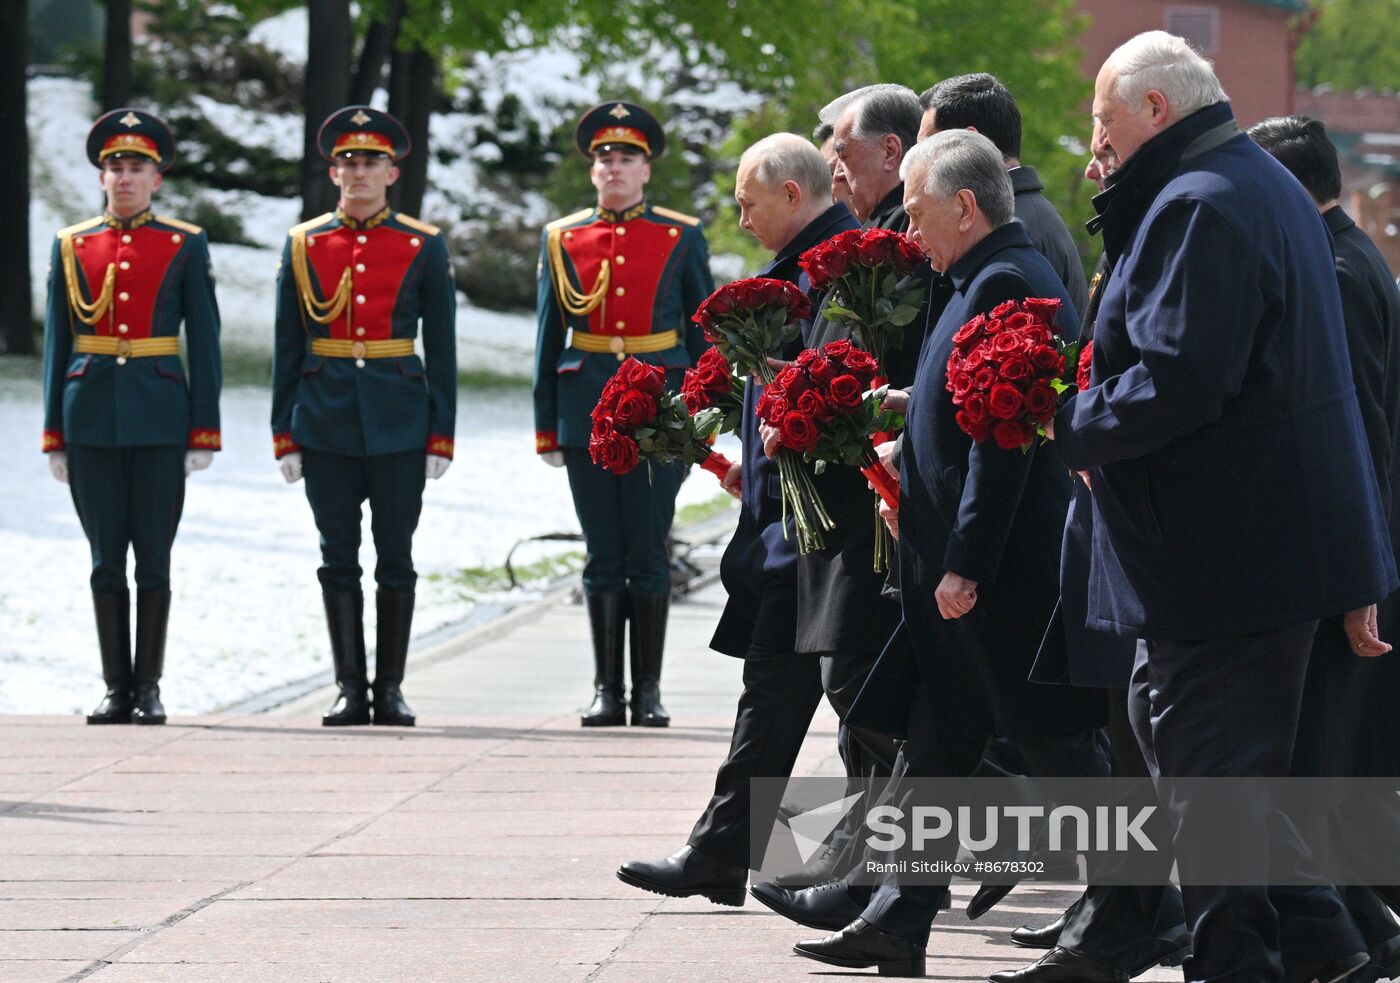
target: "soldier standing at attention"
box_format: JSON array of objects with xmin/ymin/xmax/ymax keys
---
[
  {"xmin": 272, "ymin": 106, "xmax": 457, "ymax": 728},
  {"xmin": 534, "ymin": 102, "xmax": 714, "ymax": 727},
  {"xmin": 42, "ymin": 108, "xmax": 222, "ymax": 725}
]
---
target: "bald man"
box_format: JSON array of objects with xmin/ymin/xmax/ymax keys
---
[{"xmin": 617, "ymin": 134, "xmax": 858, "ymax": 904}]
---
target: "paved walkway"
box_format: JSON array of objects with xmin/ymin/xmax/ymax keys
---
[{"xmin": 0, "ymin": 575, "xmax": 1177, "ymax": 982}]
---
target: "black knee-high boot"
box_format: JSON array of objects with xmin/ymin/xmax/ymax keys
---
[
  {"xmin": 87, "ymin": 589, "xmax": 132, "ymax": 725},
  {"xmin": 130, "ymin": 589, "xmax": 170, "ymax": 725},
  {"xmin": 322, "ymin": 590, "xmax": 371, "ymax": 726},
  {"xmin": 372, "ymin": 589, "xmax": 416, "ymax": 727},
  {"xmin": 628, "ymin": 591, "xmax": 670, "ymax": 727},
  {"xmin": 582, "ymin": 592, "xmax": 626, "ymax": 726}
]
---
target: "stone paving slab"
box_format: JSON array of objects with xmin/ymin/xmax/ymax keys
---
[{"xmin": 1, "ymin": 578, "xmax": 1183, "ymax": 982}]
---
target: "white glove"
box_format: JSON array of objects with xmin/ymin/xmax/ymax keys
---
[
  {"xmin": 540, "ymin": 451, "xmax": 565, "ymax": 468},
  {"xmin": 48, "ymin": 451, "xmax": 69, "ymax": 484},
  {"xmin": 426, "ymin": 454, "xmax": 451, "ymax": 480},
  {"xmin": 280, "ymin": 452, "xmax": 303, "ymax": 484},
  {"xmin": 184, "ymin": 450, "xmax": 213, "ymax": 475}
]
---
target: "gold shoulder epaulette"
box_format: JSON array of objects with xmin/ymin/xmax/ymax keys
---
[
  {"xmin": 155, "ymin": 215, "xmax": 203, "ymax": 235},
  {"xmin": 651, "ymin": 206, "xmax": 701, "ymax": 227},
  {"xmin": 546, "ymin": 208, "xmax": 594, "ymax": 233},
  {"xmin": 396, "ymin": 213, "xmax": 441, "ymax": 236},
  {"xmin": 290, "ymin": 213, "xmax": 334, "ymax": 237},
  {"xmin": 57, "ymin": 217, "xmax": 104, "ymax": 239}
]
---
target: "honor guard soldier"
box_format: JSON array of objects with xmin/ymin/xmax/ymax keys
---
[
  {"xmin": 534, "ymin": 101, "xmax": 714, "ymax": 727},
  {"xmin": 42, "ymin": 108, "xmax": 223, "ymax": 725},
  {"xmin": 272, "ymin": 106, "xmax": 457, "ymax": 728}
]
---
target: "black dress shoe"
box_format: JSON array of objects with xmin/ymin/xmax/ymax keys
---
[
  {"xmin": 616, "ymin": 845, "xmax": 747, "ymax": 907},
  {"xmin": 968, "ymin": 882, "xmax": 1015, "ymax": 919},
  {"xmin": 1368, "ymin": 933, "xmax": 1400, "ymax": 981},
  {"xmin": 1010, "ymin": 909, "xmax": 1069, "ymax": 949},
  {"xmin": 750, "ymin": 879, "xmax": 867, "ymax": 932},
  {"xmin": 990, "ymin": 946, "xmax": 1130, "ymax": 983},
  {"xmin": 1294, "ymin": 951, "xmax": 1371, "ymax": 983},
  {"xmin": 794, "ymin": 918, "xmax": 926, "ymax": 977}
]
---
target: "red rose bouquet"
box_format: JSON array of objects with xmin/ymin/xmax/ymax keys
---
[
  {"xmin": 1077, "ymin": 340, "xmax": 1094, "ymax": 392},
  {"xmin": 757, "ymin": 339, "xmax": 904, "ymax": 570},
  {"xmin": 945, "ymin": 298, "xmax": 1087, "ymax": 452},
  {"xmin": 590, "ymin": 358, "xmax": 734, "ymax": 481},
  {"xmin": 680, "ymin": 347, "xmax": 746, "ymax": 436},
  {"xmin": 798, "ymin": 227, "xmax": 927, "ymax": 377},
  {"xmin": 691, "ymin": 277, "xmax": 833, "ymax": 552}
]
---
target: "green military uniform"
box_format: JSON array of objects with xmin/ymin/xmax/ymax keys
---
[
  {"xmin": 42, "ymin": 108, "xmax": 222, "ymax": 725},
  {"xmin": 533, "ymin": 101, "xmax": 714, "ymax": 726},
  {"xmin": 272, "ymin": 105, "xmax": 457, "ymax": 728}
]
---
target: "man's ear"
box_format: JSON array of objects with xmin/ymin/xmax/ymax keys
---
[
  {"xmin": 329, "ymin": 165, "xmax": 343, "ymax": 188},
  {"xmin": 384, "ymin": 165, "xmax": 400, "ymax": 187},
  {"xmin": 883, "ymin": 134, "xmax": 903, "ymax": 170},
  {"xmin": 957, "ymin": 189, "xmax": 978, "ymax": 232},
  {"xmin": 152, "ymin": 172, "xmax": 163, "ymax": 193},
  {"xmin": 783, "ymin": 179, "xmax": 802, "ymax": 207}
]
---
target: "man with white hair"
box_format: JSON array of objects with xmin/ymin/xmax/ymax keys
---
[
  {"xmin": 1051, "ymin": 31, "xmax": 1396, "ymax": 983},
  {"xmin": 791, "ymin": 128, "xmax": 1106, "ymax": 977},
  {"xmin": 615, "ymin": 134, "xmax": 859, "ymax": 904}
]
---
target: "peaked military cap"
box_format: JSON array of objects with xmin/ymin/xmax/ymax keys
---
[
  {"xmin": 574, "ymin": 101, "xmax": 666, "ymax": 160},
  {"xmin": 317, "ymin": 105, "xmax": 411, "ymax": 162},
  {"xmin": 86, "ymin": 108, "xmax": 176, "ymax": 172}
]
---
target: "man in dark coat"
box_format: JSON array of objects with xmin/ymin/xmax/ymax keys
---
[
  {"xmin": 1052, "ymin": 32, "xmax": 1397, "ymax": 983},
  {"xmin": 615, "ymin": 134, "xmax": 858, "ymax": 904},
  {"xmin": 1250, "ymin": 113, "xmax": 1400, "ymax": 983},
  {"xmin": 917, "ymin": 73, "xmax": 1088, "ymax": 317},
  {"xmin": 791, "ymin": 129, "xmax": 1107, "ymax": 978},
  {"xmin": 995, "ymin": 133, "xmax": 1189, "ymax": 983},
  {"xmin": 783, "ymin": 83, "xmax": 934, "ymax": 783}
]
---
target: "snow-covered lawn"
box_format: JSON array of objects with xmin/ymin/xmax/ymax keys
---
[{"xmin": 0, "ymin": 371, "xmax": 737, "ymax": 715}]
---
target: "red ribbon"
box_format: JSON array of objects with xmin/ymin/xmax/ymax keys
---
[
  {"xmin": 860, "ymin": 462, "xmax": 900, "ymax": 511},
  {"xmin": 700, "ymin": 451, "xmax": 735, "ymax": 481}
]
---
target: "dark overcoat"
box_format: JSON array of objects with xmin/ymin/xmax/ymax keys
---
[
  {"xmin": 711, "ymin": 202, "xmax": 859, "ymax": 657},
  {"xmin": 849, "ymin": 222, "xmax": 1103, "ymax": 741},
  {"xmin": 1055, "ymin": 103, "xmax": 1397, "ymax": 640},
  {"xmin": 795, "ymin": 184, "xmax": 941, "ymax": 658}
]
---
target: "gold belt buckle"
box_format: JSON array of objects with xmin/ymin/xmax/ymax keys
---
[
  {"xmin": 116, "ymin": 338, "xmax": 131, "ymax": 365},
  {"xmin": 351, "ymin": 340, "xmax": 367, "ymax": 368},
  {"xmin": 609, "ymin": 335, "xmax": 626, "ymax": 360}
]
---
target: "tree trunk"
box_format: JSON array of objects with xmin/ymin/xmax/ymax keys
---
[
  {"xmin": 300, "ymin": 0, "xmax": 352, "ymax": 221},
  {"xmin": 102, "ymin": 0, "xmax": 133, "ymax": 111},
  {"xmin": 0, "ymin": 0, "xmax": 33, "ymax": 355},
  {"xmin": 387, "ymin": 45, "xmax": 433, "ymax": 218},
  {"xmin": 348, "ymin": 0, "xmax": 402, "ymax": 106}
]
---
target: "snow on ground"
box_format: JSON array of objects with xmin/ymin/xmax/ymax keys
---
[{"xmin": 0, "ymin": 370, "xmax": 738, "ymax": 715}]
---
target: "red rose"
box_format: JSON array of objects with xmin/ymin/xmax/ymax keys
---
[
  {"xmin": 1022, "ymin": 297, "xmax": 1063, "ymax": 326},
  {"xmin": 949, "ymin": 370, "xmax": 974, "ymax": 399},
  {"xmin": 843, "ymin": 348, "xmax": 878, "ymax": 379},
  {"xmin": 756, "ymin": 389, "xmax": 788, "ymax": 423},
  {"xmin": 973, "ymin": 366, "xmax": 997, "ymax": 391},
  {"xmin": 999, "ymin": 356, "xmax": 1033, "ymax": 382},
  {"xmin": 957, "ymin": 409, "xmax": 992, "ymax": 443},
  {"xmin": 808, "ymin": 356, "xmax": 836, "ymax": 383},
  {"xmin": 794, "ymin": 349, "xmax": 817, "ymax": 368},
  {"xmin": 590, "ymin": 429, "xmax": 639, "ymax": 474},
  {"xmin": 618, "ymin": 358, "xmax": 665, "ymax": 397},
  {"xmin": 893, "ymin": 234, "xmax": 927, "ymax": 272},
  {"xmin": 829, "ymin": 373, "xmax": 863, "ymax": 409},
  {"xmin": 1077, "ymin": 341, "xmax": 1094, "ymax": 391},
  {"xmin": 1024, "ymin": 382, "xmax": 1057, "ymax": 422},
  {"xmin": 614, "ymin": 389, "xmax": 658, "ymax": 428},
  {"xmin": 963, "ymin": 392, "xmax": 990, "ymax": 424},
  {"xmin": 1002, "ymin": 311, "xmax": 1035, "ymax": 333},
  {"xmin": 953, "ymin": 314, "xmax": 987, "ymax": 347},
  {"xmin": 991, "ymin": 300, "xmax": 1018, "ymax": 319},
  {"xmin": 797, "ymin": 389, "xmax": 835, "ymax": 421},
  {"xmin": 707, "ymin": 288, "xmax": 736, "ymax": 318},
  {"xmin": 1030, "ymin": 344, "xmax": 1063, "ymax": 373},
  {"xmin": 823, "ymin": 339, "xmax": 854, "ymax": 361},
  {"xmin": 992, "ymin": 332, "xmax": 1024, "ymax": 356},
  {"xmin": 853, "ymin": 230, "xmax": 890, "ymax": 265},
  {"xmin": 993, "ymin": 420, "xmax": 1031, "ymax": 450},
  {"xmin": 988, "ymin": 382, "xmax": 1025, "ymax": 420},
  {"xmin": 779, "ymin": 411, "xmax": 820, "ymax": 452}
]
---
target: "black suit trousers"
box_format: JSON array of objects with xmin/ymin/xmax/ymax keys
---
[
  {"xmin": 1131, "ymin": 624, "xmax": 1364, "ymax": 983},
  {"xmin": 687, "ymin": 645, "xmax": 825, "ymax": 868}
]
